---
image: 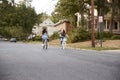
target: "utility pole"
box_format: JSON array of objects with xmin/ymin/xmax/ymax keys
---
[
  {"xmin": 98, "ymin": 8, "xmax": 103, "ymax": 47},
  {"xmin": 91, "ymin": 0, "xmax": 95, "ymax": 47}
]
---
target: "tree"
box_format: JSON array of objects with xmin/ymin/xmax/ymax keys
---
[
  {"xmin": 0, "ymin": 0, "xmax": 38, "ymax": 40},
  {"xmin": 15, "ymin": 4, "xmax": 37, "ymax": 34},
  {"xmin": 51, "ymin": 0, "xmax": 89, "ymax": 27},
  {"xmin": 0, "ymin": 0, "xmax": 14, "ymax": 26},
  {"xmin": 52, "ymin": 0, "xmax": 111, "ymax": 28},
  {"xmin": 109, "ymin": 0, "xmax": 120, "ymax": 32},
  {"xmin": 37, "ymin": 12, "xmax": 49, "ymax": 24},
  {"xmin": 52, "ymin": 0, "xmax": 81, "ymax": 26}
]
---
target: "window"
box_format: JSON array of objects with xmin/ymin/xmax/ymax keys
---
[
  {"xmin": 114, "ymin": 22, "xmax": 118, "ymax": 30},
  {"xmin": 107, "ymin": 20, "xmax": 110, "ymax": 29},
  {"xmin": 115, "ymin": 8, "xmax": 119, "ymax": 15}
]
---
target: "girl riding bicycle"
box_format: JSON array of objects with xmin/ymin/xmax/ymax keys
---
[
  {"xmin": 41, "ymin": 28, "xmax": 49, "ymax": 49},
  {"xmin": 60, "ymin": 30, "xmax": 68, "ymax": 49}
]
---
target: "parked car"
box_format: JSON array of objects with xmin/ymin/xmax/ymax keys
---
[
  {"xmin": 10, "ymin": 38, "xmax": 17, "ymax": 42},
  {"xmin": 0, "ymin": 38, "xmax": 8, "ymax": 41}
]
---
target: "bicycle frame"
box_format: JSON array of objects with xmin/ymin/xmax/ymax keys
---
[
  {"xmin": 43, "ymin": 39, "xmax": 48, "ymax": 49},
  {"xmin": 61, "ymin": 38, "xmax": 66, "ymax": 49}
]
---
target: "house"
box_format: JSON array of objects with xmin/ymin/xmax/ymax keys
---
[
  {"xmin": 103, "ymin": 0, "xmax": 120, "ymax": 34},
  {"xmin": 54, "ymin": 19, "xmax": 71, "ymax": 33},
  {"xmin": 39, "ymin": 18, "xmax": 56, "ymax": 36},
  {"xmin": 76, "ymin": 1, "xmax": 120, "ymax": 35},
  {"xmin": 32, "ymin": 24, "xmax": 39, "ymax": 36},
  {"xmin": 32, "ymin": 18, "xmax": 71, "ymax": 38},
  {"xmin": 95, "ymin": 0, "xmax": 120, "ymax": 34}
]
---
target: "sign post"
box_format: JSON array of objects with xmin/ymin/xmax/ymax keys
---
[{"xmin": 98, "ymin": 16, "xmax": 103, "ymax": 47}]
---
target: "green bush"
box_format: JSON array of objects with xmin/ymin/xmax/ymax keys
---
[
  {"xmin": 95, "ymin": 32, "xmax": 113, "ymax": 39},
  {"xmin": 34, "ymin": 36, "xmax": 42, "ymax": 41},
  {"xmin": 68, "ymin": 28, "xmax": 91, "ymax": 43},
  {"xmin": 111, "ymin": 35, "xmax": 120, "ymax": 40},
  {"xmin": 50, "ymin": 32, "xmax": 60, "ymax": 40},
  {"xmin": 102, "ymin": 32, "xmax": 113, "ymax": 39}
]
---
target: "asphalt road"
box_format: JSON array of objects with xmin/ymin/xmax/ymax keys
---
[{"xmin": 0, "ymin": 41, "xmax": 120, "ymax": 80}]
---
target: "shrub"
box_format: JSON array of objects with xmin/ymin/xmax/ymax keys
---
[
  {"xmin": 50, "ymin": 32, "xmax": 60, "ymax": 40},
  {"xmin": 34, "ymin": 36, "xmax": 42, "ymax": 41},
  {"xmin": 68, "ymin": 27, "xmax": 91, "ymax": 43},
  {"xmin": 111, "ymin": 35, "xmax": 120, "ymax": 40},
  {"xmin": 102, "ymin": 32, "xmax": 113, "ymax": 39},
  {"xmin": 95, "ymin": 32, "xmax": 113, "ymax": 40}
]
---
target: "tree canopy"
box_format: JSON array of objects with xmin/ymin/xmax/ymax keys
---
[
  {"xmin": 51, "ymin": 0, "xmax": 111, "ymax": 27},
  {"xmin": 0, "ymin": 0, "xmax": 38, "ymax": 40}
]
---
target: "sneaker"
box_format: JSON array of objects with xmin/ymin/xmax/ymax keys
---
[{"xmin": 42, "ymin": 44, "xmax": 44, "ymax": 46}]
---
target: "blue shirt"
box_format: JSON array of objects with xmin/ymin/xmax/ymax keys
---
[{"xmin": 42, "ymin": 33, "xmax": 48, "ymax": 40}]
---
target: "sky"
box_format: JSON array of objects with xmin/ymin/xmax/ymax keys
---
[
  {"xmin": 14, "ymin": 0, "xmax": 58, "ymax": 15},
  {"xmin": 31, "ymin": 0, "xmax": 58, "ymax": 15}
]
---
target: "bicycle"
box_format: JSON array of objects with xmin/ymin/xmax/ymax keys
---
[
  {"xmin": 43, "ymin": 39, "xmax": 48, "ymax": 49},
  {"xmin": 61, "ymin": 37, "xmax": 67, "ymax": 49}
]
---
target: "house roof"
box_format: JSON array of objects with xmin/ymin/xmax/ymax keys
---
[
  {"xmin": 54, "ymin": 19, "xmax": 70, "ymax": 27},
  {"xmin": 39, "ymin": 18, "xmax": 55, "ymax": 27}
]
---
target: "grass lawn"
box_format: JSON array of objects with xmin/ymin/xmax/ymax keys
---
[
  {"xmin": 24, "ymin": 39, "xmax": 120, "ymax": 51},
  {"xmin": 49, "ymin": 39, "xmax": 120, "ymax": 51}
]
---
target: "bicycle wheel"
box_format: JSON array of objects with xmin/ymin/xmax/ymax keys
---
[
  {"xmin": 62, "ymin": 40, "xmax": 66, "ymax": 49},
  {"xmin": 45, "ymin": 40, "xmax": 48, "ymax": 49}
]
